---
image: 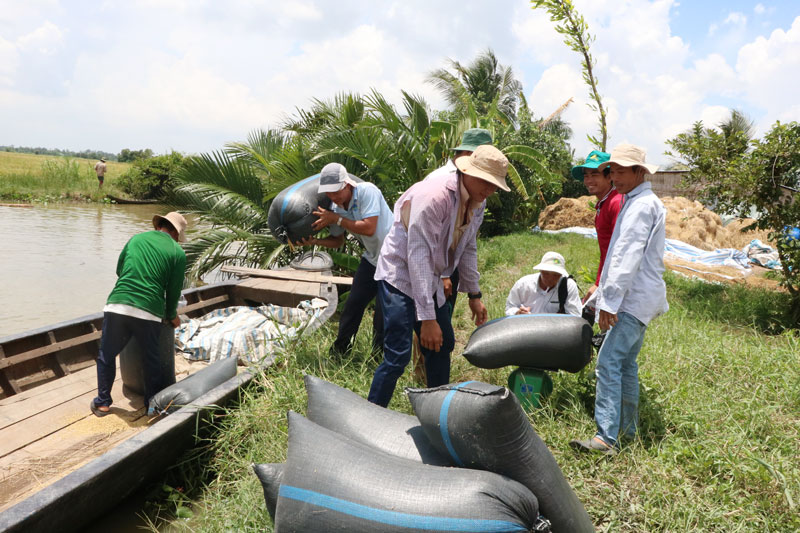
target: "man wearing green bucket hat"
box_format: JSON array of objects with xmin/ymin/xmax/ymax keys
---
[{"xmin": 571, "ymin": 150, "xmax": 622, "ymax": 312}]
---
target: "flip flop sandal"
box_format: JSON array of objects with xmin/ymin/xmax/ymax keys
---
[
  {"xmin": 569, "ymin": 437, "xmax": 617, "ymax": 455},
  {"xmin": 90, "ymin": 401, "xmax": 111, "ymax": 418}
]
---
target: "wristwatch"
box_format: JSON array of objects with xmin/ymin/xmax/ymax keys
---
[{"xmin": 468, "ymin": 291, "xmax": 482, "ymax": 300}]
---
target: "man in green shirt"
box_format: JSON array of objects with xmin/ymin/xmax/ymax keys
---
[{"xmin": 91, "ymin": 212, "xmax": 187, "ymax": 417}]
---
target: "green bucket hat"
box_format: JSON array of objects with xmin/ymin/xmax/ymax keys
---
[
  {"xmin": 570, "ymin": 150, "xmax": 610, "ymax": 180},
  {"xmin": 452, "ymin": 128, "xmax": 493, "ymax": 152}
]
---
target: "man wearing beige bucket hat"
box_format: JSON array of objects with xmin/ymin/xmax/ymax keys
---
[
  {"xmin": 91, "ymin": 211, "xmax": 188, "ymax": 417},
  {"xmin": 570, "ymin": 143, "xmax": 668, "ymax": 454},
  {"xmin": 368, "ymin": 145, "xmax": 509, "ymax": 407}
]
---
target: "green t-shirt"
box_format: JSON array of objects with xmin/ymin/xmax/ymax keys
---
[{"xmin": 106, "ymin": 230, "xmax": 187, "ymax": 319}]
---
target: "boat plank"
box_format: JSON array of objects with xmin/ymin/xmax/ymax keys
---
[
  {"xmin": 0, "ymin": 366, "xmax": 97, "ymax": 431},
  {"xmin": 0, "ymin": 331, "xmax": 102, "ymax": 370},
  {"xmin": 0, "ymin": 364, "xmax": 99, "ymax": 407},
  {"xmin": 221, "ymin": 265, "xmax": 353, "ymax": 285},
  {"xmin": 0, "ymin": 412, "xmax": 144, "ymax": 512},
  {"xmin": 238, "ymin": 276, "xmax": 320, "ymax": 296},
  {"xmin": 0, "ymin": 368, "xmax": 142, "ymax": 459}
]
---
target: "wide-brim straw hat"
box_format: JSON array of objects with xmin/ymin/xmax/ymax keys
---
[
  {"xmin": 597, "ymin": 143, "xmax": 659, "ymax": 175},
  {"xmin": 455, "ymin": 145, "xmax": 510, "ymax": 192},
  {"xmin": 533, "ymin": 251, "xmax": 569, "ymax": 278},
  {"xmin": 152, "ymin": 211, "xmax": 188, "ymax": 242}
]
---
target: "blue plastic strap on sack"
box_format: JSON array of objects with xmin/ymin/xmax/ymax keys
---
[
  {"xmin": 279, "ymin": 485, "xmax": 527, "ymax": 532},
  {"xmin": 439, "ymin": 381, "xmax": 475, "ymax": 467},
  {"xmin": 279, "ymin": 174, "xmax": 319, "ymax": 222}
]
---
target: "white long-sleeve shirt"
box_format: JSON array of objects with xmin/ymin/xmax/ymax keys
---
[
  {"xmin": 505, "ymin": 273, "xmax": 582, "ymax": 317},
  {"xmin": 597, "ymin": 181, "xmax": 668, "ymax": 325}
]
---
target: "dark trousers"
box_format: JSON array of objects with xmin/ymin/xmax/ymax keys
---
[
  {"xmin": 332, "ymin": 257, "xmax": 383, "ymax": 356},
  {"xmin": 93, "ymin": 312, "xmax": 165, "ymax": 409},
  {"xmin": 367, "ymin": 281, "xmax": 455, "ymax": 407},
  {"xmin": 445, "ymin": 267, "xmax": 459, "ymax": 317}
]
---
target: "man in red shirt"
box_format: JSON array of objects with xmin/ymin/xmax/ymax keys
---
[{"xmin": 571, "ymin": 150, "xmax": 622, "ymax": 311}]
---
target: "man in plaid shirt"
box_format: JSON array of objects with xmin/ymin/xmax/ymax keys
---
[{"xmin": 367, "ymin": 145, "xmax": 510, "ymax": 407}]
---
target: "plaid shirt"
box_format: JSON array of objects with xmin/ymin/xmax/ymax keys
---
[{"xmin": 375, "ymin": 166, "xmax": 483, "ymax": 321}]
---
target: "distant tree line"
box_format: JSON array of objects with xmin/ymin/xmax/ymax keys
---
[
  {"xmin": 1, "ymin": 145, "xmax": 157, "ymax": 163},
  {"xmin": 0, "ymin": 145, "xmax": 118, "ymax": 161}
]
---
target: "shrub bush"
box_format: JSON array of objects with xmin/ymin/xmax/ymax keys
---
[{"xmin": 117, "ymin": 151, "xmax": 184, "ymax": 199}]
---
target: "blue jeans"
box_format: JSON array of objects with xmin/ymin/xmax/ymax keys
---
[
  {"xmin": 93, "ymin": 312, "xmax": 165, "ymax": 409},
  {"xmin": 367, "ymin": 281, "xmax": 455, "ymax": 407},
  {"xmin": 594, "ymin": 311, "xmax": 647, "ymax": 446},
  {"xmin": 331, "ymin": 257, "xmax": 383, "ymax": 356}
]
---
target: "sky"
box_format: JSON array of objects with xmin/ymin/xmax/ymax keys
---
[{"xmin": 1, "ymin": 0, "xmax": 799, "ymax": 166}]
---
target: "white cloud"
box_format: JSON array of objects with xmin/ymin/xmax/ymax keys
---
[
  {"xmin": 736, "ymin": 16, "xmax": 800, "ymax": 127},
  {"xmin": 754, "ymin": 4, "xmax": 765, "ymax": 15},
  {"xmin": 16, "ymin": 21, "xmax": 64, "ymax": 55},
  {"xmin": 724, "ymin": 12, "xmax": 748, "ymax": 26},
  {"xmin": 0, "ymin": 0, "xmax": 798, "ymax": 166}
]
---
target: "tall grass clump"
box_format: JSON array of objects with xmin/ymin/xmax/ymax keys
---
[
  {"xmin": 149, "ymin": 232, "xmax": 799, "ymax": 532},
  {"xmin": 0, "ymin": 151, "xmax": 130, "ymax": 201}
]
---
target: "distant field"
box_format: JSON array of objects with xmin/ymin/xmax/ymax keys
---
[{"xmin": 0, "ymin": 151, "xmax": 131, "ymax": 202}]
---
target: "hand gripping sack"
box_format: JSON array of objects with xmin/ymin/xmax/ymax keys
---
[
  {"xmin": 274, "ymin": 411, "xmax": 541, "ymax": 533},
  {"xmin": 462, "ymin": 314, "xmax": 592, "ymax": 373},
  {"xmin": 150, "ymin": 355, "xmax": 237, "ymax": 414},
  {"xmin": 304, "ymin": 374, "xmax": 450, "ymax": 465},
  {"xmin": 267, "ymin": 172, "xmax": 361, "ymax": 244},
  {"xmin": 407, "ymin": 381, "xmax": 594, "ymax": 533}
]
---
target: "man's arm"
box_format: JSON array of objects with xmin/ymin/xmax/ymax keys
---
[
  {"xmin": 311, "ymin": 208, "xmax": 378, "ymax": 237},
  {"xmin": 165, "ymin": 252, "xmax": 187, "ymax": 324},
  {"xmin": 295, "ymin": 233, "xmax": 345, "ymax": 248},
  {"xmin": 406, "ymin": 196, "xmax": 446, "ymax": 321}
]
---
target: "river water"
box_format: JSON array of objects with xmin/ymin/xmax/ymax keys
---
[{"xmin": 0, "ymin": 203, "xmax": 184, "ymax": 337}]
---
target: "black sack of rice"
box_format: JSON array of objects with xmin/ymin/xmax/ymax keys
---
[
  {"xmin": 407, "ymin": 381, "xmax": 594, "ymax": 533},
  {"xmin": 253, "ymin": 463, "xmax": 284, "ymax": 521},
  {"xmin": 304, "ymin": 374, "xmax": 450, "ymax": 465},
  {"xmin": 462, "ymin": 314, "xmax": 592, "ymax": 373},
  {"xmin": 150, "ymin": 355, "xmax": 237, "ymax": 414},
  {"xmin": 119, "ymin": 322, "xmax": 176, "ymax": 395},
  {"xmin": 273, "ymin": 411, "xmax": 540, "ymax": 533},
  {"xmin": 267, "ymin": 172, "xmax": 361, "ymax": 245}
]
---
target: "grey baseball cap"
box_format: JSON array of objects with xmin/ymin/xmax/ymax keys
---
[{"xmin": 318, "ymin": 163, "xmax": 356, "ymax": 193}]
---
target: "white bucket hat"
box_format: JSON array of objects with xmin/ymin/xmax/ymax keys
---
[
  {"xmin": 533, "ymin": 251, "xmax": 569, "ymax": 278},
  {"xmin": 454, "ymin": 145, "xmax": 510, "ymax": 192},
  {"xmin": 318, "ymin": 163, "xmax": 358, "ymax": 193},
  {"xmin": 597, "ymin": 143, "xmax": 659, "ymax": 175}
]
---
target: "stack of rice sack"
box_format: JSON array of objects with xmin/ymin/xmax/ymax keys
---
[{"xmin": 253, "ymin": 376, "xmax": 594, "ymax": 532}]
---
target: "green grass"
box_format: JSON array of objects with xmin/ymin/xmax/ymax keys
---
[
  {"xmin": 147, "ymin": 232, "xmax": 799, "ymax": 532},
  {"xmin": 0, "ymin": 151, "xmax": 130, "ymax": 202}
]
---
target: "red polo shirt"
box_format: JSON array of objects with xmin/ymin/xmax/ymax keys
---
[{"xmin": 595, "ymin": 188, "xmax": 623, "ymax": 283}]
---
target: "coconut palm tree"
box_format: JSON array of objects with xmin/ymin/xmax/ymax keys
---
[
  {"xmin": 168, "ymin": 129, "xmax": 317, "ymax": 281},
  {"xmin": 427, "ymin": 48, "xmax": 523, "ymax": 127},
  {"xmin": 718, "ymin": 109, "xmax": 756, "ymax": 159}
]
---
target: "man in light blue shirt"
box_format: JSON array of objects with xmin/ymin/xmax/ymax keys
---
[
  {"xmin": 298, "ymin": 163, "xmax": 393, "ymax": 358},
  {"xmin": 570, "ymin": 144, "xmax": 668, "ymax": 454}
]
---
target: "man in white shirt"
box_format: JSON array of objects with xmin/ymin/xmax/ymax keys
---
[
  {"xmin": 505, "ymin": 251, "xmax": 581, "ymax": 317},
  {"xmin": 570, "ymin": 143, "xmax": 668, "ymax": 455}
]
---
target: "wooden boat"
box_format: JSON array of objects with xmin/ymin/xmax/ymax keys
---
[
  {"xmin": 0, "ymin": 272, "xmax": 339, "ymax": 532},
  {"xmin": 105, "ymin": 194, "xmax": 159, "ymax": 205}
]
